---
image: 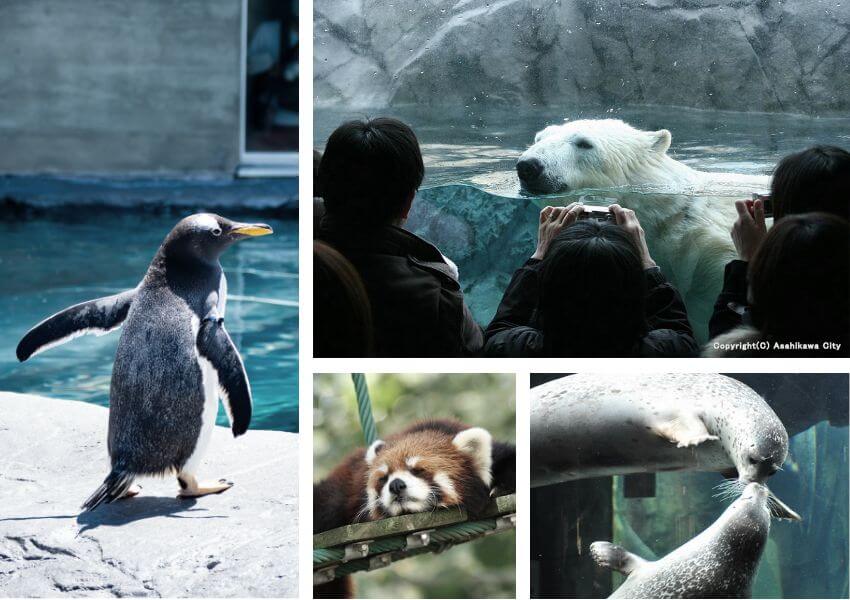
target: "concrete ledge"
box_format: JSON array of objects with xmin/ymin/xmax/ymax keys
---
[
  {"xmin": 0, "ymin": 175, "xmax": 299, "ymax": 217},
  {"xmin": 0, "ymin": 393, "xmax": 298, "ymax": 597}
]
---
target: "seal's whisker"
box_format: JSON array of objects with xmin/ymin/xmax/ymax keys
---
[{"xmin": 712, "ymin": 478, "xmax": 746, "ymax": 503}]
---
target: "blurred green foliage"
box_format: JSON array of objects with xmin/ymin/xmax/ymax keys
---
[{"xmin": 314, "ymin": 373, "xmax": 516, "ymax": 599}]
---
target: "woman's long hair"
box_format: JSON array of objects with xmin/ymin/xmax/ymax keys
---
[
  {"xmin": 749, "ymin": 212, "xmax": 849, "ymax": 350},
  {"xmin": 539, "ymin": 220, "xmax": 647, "ymax": 357}
]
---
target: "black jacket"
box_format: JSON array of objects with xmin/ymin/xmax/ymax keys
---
[
  {"xmin": 317, "ymin": 218, "xmax": 483, "ymax": 357},
  {"xmin": 482, "ymin": 259, "xmax": 699, "ymax": 357},
  {"xmin": 708, "ymin": 259, "xmax": 751, "ymax": 339}
]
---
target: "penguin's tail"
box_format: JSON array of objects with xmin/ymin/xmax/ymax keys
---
[{"xmin": 81, "ymin": 468, "xmax": 135, "ymax": 512}]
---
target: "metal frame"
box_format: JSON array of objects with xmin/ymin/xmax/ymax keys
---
[{"xmin": 237, "ymin": 0, "xmax": 298, "ymax": 177}]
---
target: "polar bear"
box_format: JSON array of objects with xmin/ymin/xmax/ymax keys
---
[{"xmin": 517, "ymin": 119, "xmax": 770, "ymax": 341}]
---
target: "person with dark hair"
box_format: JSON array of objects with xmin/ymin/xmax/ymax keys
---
[
  {"xmin": 771, "ymin": 145, "xmax": 850, "ymax": 220},
  {"xmin": 314, "ymin": 241, "xmax": 374, "ymax": 357},
  {"xmin": 483, "ymin": 203, "xmax": 698, "ymax": 357},
  {"xmin": 313, "ymin": 149, "xmax": 324, "ymax": 198},
  {"xmin": 315, "ymin": 117, "xmax": 482, "ymax": 357},
  {"xmin": 709, "ymin": 145, "xmax": 850, "ymax": 339},
  {"xmin": 705, "ymin": 213, "xmax": 849, "ymax": 356}
]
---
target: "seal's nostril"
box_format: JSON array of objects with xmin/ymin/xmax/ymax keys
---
[{"xmin": 516, "ymin": 157, "xmax": 544, "ymax": 181}]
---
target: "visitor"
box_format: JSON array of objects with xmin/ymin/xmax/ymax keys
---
[
  {"xmin": 483, "ymin": 203, "xmax": 699, "ymax": 357},
  {"xmin": 314, "ymin": 241, "xmax": 374, "ymax": 357},
  {"xmin": 705, "ymin": 213, "xmax": 849, "ymax": 356},
  {"xmin": 315, "ymin": 117, "xmax": 482, "ymax": 357},
  {"xmin": 709, "ymin": 145, "xmax": 850, "ymax": 338}
]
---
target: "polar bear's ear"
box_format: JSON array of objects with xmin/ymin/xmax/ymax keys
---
[
  {"xmin": 534, "ymin": 125, "xmax": 562, "ymax": 144},
  {"xmin": 651, "ymin": 129, "xmax": 672, "ymax": 154}
]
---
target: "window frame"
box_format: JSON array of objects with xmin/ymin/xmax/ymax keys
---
[{"xmin": 237, "ymin": 0, "xmax": 298, "ymax": 177}]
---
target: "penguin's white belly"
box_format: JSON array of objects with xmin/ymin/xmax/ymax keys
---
[
  {"xmin": 182, "ymin": 277, "xmax": 227, "ymax": 475},
  {"xmin": 183, "ymin": 342, "xmax": 220, "ymax": 475}
]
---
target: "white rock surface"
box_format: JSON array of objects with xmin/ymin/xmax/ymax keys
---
[
  {"xmin": 314, "ymin": 0, "xmax": 850, "ymax": 114},
  {"xmin": 0, "ymin": 393, "xmax": 298, "ymax": 598}
]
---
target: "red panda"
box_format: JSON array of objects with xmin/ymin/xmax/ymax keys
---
[{"xmin": 313, "ymin": 419, "xmax": 515, "ymax": 597}]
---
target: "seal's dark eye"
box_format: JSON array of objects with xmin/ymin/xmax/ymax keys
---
[
  {"xmin": 748, "ymin": 457, "xmax": 759, "ymax": 465},
  {"xmin": 211, "ymin": 228, "xmax": 222, "ymax": 237},
  {"xmin": 575, "ymin": 138, "xmax": 593, "ymax": 150}
]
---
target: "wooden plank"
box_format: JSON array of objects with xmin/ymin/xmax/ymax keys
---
[{"xmin": 314, "ymin": 494, "xmax": 517, "ymax": 549}]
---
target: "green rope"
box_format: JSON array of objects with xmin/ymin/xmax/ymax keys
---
[
  {"xmin": 314, "ymin": 516, "xmax": 511, "ymax": 579},
  {"xmin": 352, "ymin": 373, "xmax": 378, "ymax": 445}
]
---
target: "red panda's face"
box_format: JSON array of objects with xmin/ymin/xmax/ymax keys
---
[{"xmin": 364, "ymin": 428, "xmax": 493, "ymax": 518}]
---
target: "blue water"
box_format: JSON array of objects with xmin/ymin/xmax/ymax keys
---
[
  {"xmin": 316, "ymin": 105, "xmax": 850, "ymax": 342},
  {"xmin": 0, "ymin": 212, "xmax": 298, "ymax": 432}
]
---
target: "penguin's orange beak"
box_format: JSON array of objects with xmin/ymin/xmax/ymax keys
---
[{"xmin": 230, "ymin": 223, "xmax": 273, "ymax": 237}]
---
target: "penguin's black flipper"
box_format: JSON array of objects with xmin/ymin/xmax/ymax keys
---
[
  {"xmin": 196, "ymin": 319, "xmax": 252, "ymax": 437},
  {"xmin": 16, "ymin": 289, "xmax": 137, "ymax": 362}
]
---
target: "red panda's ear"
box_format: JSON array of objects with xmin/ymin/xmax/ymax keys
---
[
  {"xmin": 452, "ymin": 428, "xmax": 493, "ymax": 487},
  {"xmin": 365, "ymin": 440, "xmax": 386, "ymax": 465}
]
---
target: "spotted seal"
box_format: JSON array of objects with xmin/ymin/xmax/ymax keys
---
[
  {"xmin": 531, "ymin": 373, "xmax": 800, "ymax": 520},
  {"xmin": 591, "ymin": 482, "xmax": 770, "ymax": 598}
]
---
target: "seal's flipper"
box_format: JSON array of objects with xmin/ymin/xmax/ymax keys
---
[
  {"xmin": 196, "ymin": 318, "xmax": 252, "ymax": 437},
  {"xmin": 17, "ymin": 289, "xmax": 137, "ymax": 361},
  {"xmin": 655, "ymin": 414, "xmax": 719, "ymax": 448},
  {"xmin": 590, "ymin": 541, "xmax": 646, "ymax": 575},
  {"xmin": 769, "ymin": 491, "xmax": 802, "ymax": 521}
]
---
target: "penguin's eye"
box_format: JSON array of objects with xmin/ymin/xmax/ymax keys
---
[{"xmin": 211, "ymin": 228, "xmax": 222, "ymax": 237}]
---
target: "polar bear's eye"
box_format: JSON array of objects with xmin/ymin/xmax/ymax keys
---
[{"xmin": 574, "ymin": 138, "xmax": 594, "ymax": 150}]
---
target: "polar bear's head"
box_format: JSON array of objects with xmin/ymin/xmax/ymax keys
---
[{"xmin": 516, "ymin": 119, "xmax": 673, "ymax": 193}]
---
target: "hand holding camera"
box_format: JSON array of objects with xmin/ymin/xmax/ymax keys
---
[
  {"xmin": 533, "ymin": 202, "xmax": 657, "ymax": 270},
  {"xmin": 532, "ymin": 203, "xmax": 585, "ymax": 260},
  {"xmin": 731, "ymin": 195, "xmax": 768, "ymax": 262},
  {"xmin": 608, "ymin": 204, "xmax": 657, "ymax": 269}
]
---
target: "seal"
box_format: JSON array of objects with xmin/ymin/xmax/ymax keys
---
[
  {"xmin": 16, "ymin": 213, "xmax": 273, "ymax": 510},
  {"xmin": 591, "ymin": 482, "xmax": 771, "ymax": 598},
  {"xmin": 530, "ymin": 373, "xmax": 800, "ymax": 520}
]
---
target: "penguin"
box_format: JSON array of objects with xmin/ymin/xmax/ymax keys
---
[{"xmin": 16, "ymin": 213, "xmax": 273, "ymax": 511}]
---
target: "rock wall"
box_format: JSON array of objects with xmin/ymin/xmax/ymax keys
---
[
  {"xmin": 314, "ymin": 0, "xmax": 850, "ymax": 114},
  {"xmin": 0, "ymin": 393, "xmax": 298, "ymax": 597}
]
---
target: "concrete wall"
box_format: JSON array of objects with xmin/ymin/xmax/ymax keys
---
[{"xmin": 0, "ymin": 1, "xmax": 242, "ymax": 175}]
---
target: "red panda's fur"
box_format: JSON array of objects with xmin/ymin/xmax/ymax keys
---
[{"xmin": 313, "ymin": 419, "xmax": 515, "ymax": 598}]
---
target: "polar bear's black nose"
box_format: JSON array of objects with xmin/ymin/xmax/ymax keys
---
[{"xmin": 517, "ymin": 157, "xmax": 543, "ymax": 182}]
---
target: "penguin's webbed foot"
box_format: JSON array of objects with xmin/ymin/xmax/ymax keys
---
[
  {"xmin": 177, "ymin": 475, "xmax": 234, "ymax": 498},
  {"xmin": 120, "ymin": 483, "xmax": 142, "ymax": 500}
]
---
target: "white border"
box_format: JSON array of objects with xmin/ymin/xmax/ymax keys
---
[
  {"xmin": 300, "ymin": 3, "xmax": 849, "ymax": 598},
  {"xmin": 297, "ymin": 0, "xmax": 313, "ymax": 594}
]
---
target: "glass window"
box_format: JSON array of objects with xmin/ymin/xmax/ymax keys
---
[{"xmin": 243, "ymin": 0, "xmax": 298, "ymax": 158}]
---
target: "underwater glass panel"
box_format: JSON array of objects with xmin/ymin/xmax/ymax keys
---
[{"xmin": 316, "ymin": 106, "xmax": 850, "ymax": 342}]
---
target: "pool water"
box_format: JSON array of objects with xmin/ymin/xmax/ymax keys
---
[
  {"xmin": 316, "ymin": 106, "xmax": 850, "ymax": 342},
  {"xmin": 0, "ymin": 212, "xmax": 298, "ymax": 432}
]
